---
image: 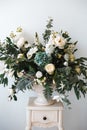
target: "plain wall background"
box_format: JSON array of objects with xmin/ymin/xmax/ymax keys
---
[{"xmin": 0, "ymin": 0, "xmax": 87, "ymax": 130}]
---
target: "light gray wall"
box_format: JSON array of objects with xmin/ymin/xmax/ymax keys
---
[{"xmin": 0, "ymin": 0, "xmax": 87, "ymax": 130}]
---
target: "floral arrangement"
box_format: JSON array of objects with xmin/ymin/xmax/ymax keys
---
[{"xmin": 0, "ymin": 18, "xmax": 87, "ymax": 105}]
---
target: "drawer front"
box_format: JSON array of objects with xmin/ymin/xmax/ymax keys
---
[{"xmin": 32, "ymin": 110, "xmax": 58, "ymax": 123}]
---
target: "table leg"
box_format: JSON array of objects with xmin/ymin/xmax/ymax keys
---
[
  {"xmin": 25, "ymin": 110, "xmax": 32, "ymax": 130},
  {"xmin": 58, "ymin": 110, "xmax": 64, "ymax": 130}
]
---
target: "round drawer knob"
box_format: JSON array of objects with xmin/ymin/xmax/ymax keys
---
[{"xmin": 43, "ymin": 116, "xmax": 47, "ymax": 120}]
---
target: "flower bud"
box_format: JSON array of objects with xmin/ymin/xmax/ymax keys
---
[
  {"xmin": 64, "ymin": 62, "xmax": 68, "ymax": 66},
  {"xmin": 17, "ymin": 53, "xmax": 24, "ymax": 59},
  {"xmin": 36, "ymin": 71, "xmax": 43, "ymax": 78},
  {"xmin": 75, "ymin": 66, "xmax": 81, "ymax": 74},
  {"xmin": 69, "ymin": 54, "xmax": 75, "ymax": 62}
]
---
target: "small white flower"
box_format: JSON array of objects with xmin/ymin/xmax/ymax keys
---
[
  {"xmin": 27, "ymin": 46, "xmax": 38, "ymax": 59},
  {"xmin": 59, "ymin": 81, "xmax": 65, "ymax": 90},
  {"xmin": 45, "ymin": 43, "xmax": 55, "ymax": 56},
  {"xmin": 10, "ymin": 32, "xmax": 16, "ymax": 38},
  {"xmin": 16, "ymin": 27, "xmax": 22, "ymax": 32},
  {"xmin": 8, "ymin": 96, "xmax": 12, "ymax": 101},
  {"xmin": 13, "ymin": 31, "xmax": 23, "ymax": 42},
  {"xmin": 36, "ymin": 79, "xmax": 43, "ymax": 85},
  {"xmin": 64, "ymin": 61, "xmax": 68, "ymax": 66},
  {"xmin": 24, "ymin": 42, "xmax": 31, "ymax": 48},
  {"xmin": 68, "ymin": 44, "xmax": 75, "ymax": 52},
  {"xmin": 36, "ymin": 71, "xmax": 43, "ymax": 78},
  {"xmin": 17, "ymin": 53, "xmax": 24, "ymax": 59},
  {"xmin": 16, "ymin": 37, "xmax": 25, "ymax": 48},
  {"xmin": 0, "ymin": 62, "xmax": 9, "ymax": 75},
  {"xmin": 53, "ymin": 94, "xmax": 65, "ymax": 102},
  {"xmin": 26, "ymin": 52, "xmax": 32, "ymax": 59},
  {"xmin": 64, "ymin": 54, "xmax": 69, "ymax": 61},
  {"xmin": 53, "ymin": 80, "xmax": 56, "ymax": 85},
  {"xmin": 9, "ymin": 88, "xmax": 14, "ymax": 96},
  {"xmin": 17, "ymin": 70, "xmax": 24, "ymax": 77},
  {"xmin": 8, "ymin": 69, "xmax": 14, "ymax": 77},
  {"xmin": 34, "ymin": 32, "xmax": 39, "ymax": 45}
]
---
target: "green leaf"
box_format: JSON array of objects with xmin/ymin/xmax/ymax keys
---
[
  {"xmin": 0, "ymin": 73, "xmax": 8, "ymax": 86},
  {"xmin": 46, "ymin": 18, "xmax": 53, "ymax": 29},
  {"xmin": 43, "ymin": 84, "xmax": 53, "ymax": 100},
  {"xmin": 13, "ymin": 95, "xmax": 17, "ymax": 101},
  {"xmin": 62, "ymin": 97, "xmax": 71, "ymax": 106},
  {"xmin": 74, "ymin": 86, "xmax": 81, "ymax": 99},
  {"xmin": 16, "ymin": 78, "xmax": 33, "ymax": 91}
]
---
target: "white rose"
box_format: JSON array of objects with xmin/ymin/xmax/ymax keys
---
[
  {"xmin": 45, "ymin": 63, "xmax": 55, "ymax": 75},
  {"xmin": 16, "ymin": 37, "xmax": 25, "ymax": 48},
  {"xmin": 36, "ymin": 71, "xmax": 43, "ymax": 78},
  {"xmin": 55, "ymin": 35, "xmax": 66, "ymax": 49}
]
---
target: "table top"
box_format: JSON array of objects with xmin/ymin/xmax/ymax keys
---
[{"xmin": 27, "ymin": 97, "xmax": 64, "ymax": 110}]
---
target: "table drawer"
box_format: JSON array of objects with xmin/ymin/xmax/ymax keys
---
[{"xmin": 32, "ymin": 110, "xmax": 58, "ymax": 123}]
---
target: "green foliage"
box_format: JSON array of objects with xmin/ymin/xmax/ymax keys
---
[
  {"xmin": 0, "ymin": 73, "xmax": 8, "ymax": 86},
  {"xmin": 0, "ymin": 19, "xmax": 87, "ymax": 105},
  {"xmin": 16, "ymin": 77, "xmax": 33, "ymax": 91},
  {"xmin": 43, "ymin": 18, "xmax": 53, "ymax": 43},
  {"xmin": 43, "ymin": 84, "xmax": 53, "ymax": 100}
]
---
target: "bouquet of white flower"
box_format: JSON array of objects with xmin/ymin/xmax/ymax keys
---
[{"xmin": 0, "ymin": 18, "xmax": 87, "ymax": 105}]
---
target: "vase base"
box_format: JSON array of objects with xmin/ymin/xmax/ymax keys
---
[{"xmin": 34, "ymin": 97, "xmax": 55, "ymax": 106}]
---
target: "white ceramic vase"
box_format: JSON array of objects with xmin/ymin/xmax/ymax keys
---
[{"xmin": 33, "ymin": 85, "xmax": 54, "ymax": 106}]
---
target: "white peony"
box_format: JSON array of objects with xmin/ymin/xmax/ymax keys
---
[
  {"xmin": 45, "ymin": 63, "xmax": 55, "ymax": 75},
  {"xmin": 36, "ymin": 71, "xmax": 43, "ymax": 78},
  {"xmin": 27, "ymin": 46, "xmax": 38, "ymax": 59},
  {"xmin": 16, "ymin": 37, "xmax": 25, "ymax": 48}
]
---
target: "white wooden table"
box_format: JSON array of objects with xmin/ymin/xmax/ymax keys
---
[{"xmin": 25, "ymin": 97, "xmax": 64, "ymax": 130}]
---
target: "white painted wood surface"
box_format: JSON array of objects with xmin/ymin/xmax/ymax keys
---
[{"xmin": 25, "ymin": 97, "xmax": 64, "ymax": 130}]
